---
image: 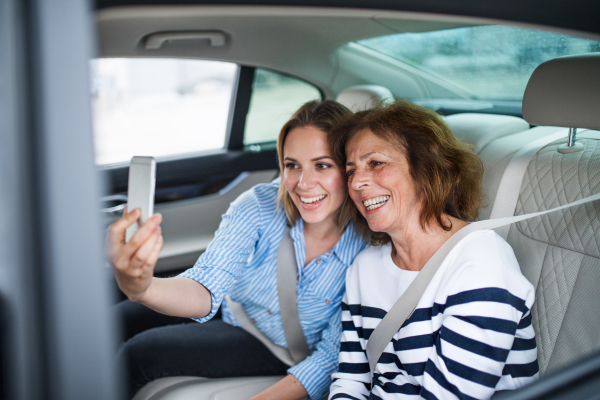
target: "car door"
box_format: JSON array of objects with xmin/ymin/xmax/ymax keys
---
[{"xmin": 94, "ymin": 60, "xmax": 322, "ymax": 275}]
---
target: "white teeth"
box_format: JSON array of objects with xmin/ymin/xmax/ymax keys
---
[
  {"xmin": 363, "ymin": 196, "xmax": 390, "ymax": 210},
  {"xmin": 300, "ymin": 194, "xmax": 326, "ymax": 204}
]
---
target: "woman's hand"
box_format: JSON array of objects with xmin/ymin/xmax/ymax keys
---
[{"xmin": 106, "ymin": 208, "xmax": 163, "ymax": 302}]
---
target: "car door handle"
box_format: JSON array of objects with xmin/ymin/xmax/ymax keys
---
[{"xmin": 100, "ymin": 194, "xmax": 127, "ymax": 214}]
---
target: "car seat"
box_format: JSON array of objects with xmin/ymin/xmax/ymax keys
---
[{"xmin": 481, "ymin": 53, "xmax": 600, "ymax": 376}]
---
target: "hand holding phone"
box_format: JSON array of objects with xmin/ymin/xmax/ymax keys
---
[{"xmin": 126, "ymin": 156, "xmax": 156, "ymax": 242}]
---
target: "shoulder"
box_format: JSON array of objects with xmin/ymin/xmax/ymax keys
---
[
  {"xmin": 451, "ymin": 229, "xmax": 520, "ymax": 273},
  {"xmin": 347, "ymin": 244, "xmax": 389, "ymax": 279},
  {"xmin": 229, "ymin": 181, "xmax": 280, "ymax": 214},
  {"xmin": 440, "ymin": 230, "xmax": 534, "ymax": 305}
]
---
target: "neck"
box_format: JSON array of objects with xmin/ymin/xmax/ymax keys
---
[
  {"xmin": 389, "ymin": 214, "xmax": 467, "ymax": 271},
  {"xmin": 303, "ymin": 215, "xmax": 340, "ymax": 242}
]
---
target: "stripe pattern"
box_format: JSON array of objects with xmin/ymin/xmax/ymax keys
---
[
  {"xmin": 330, "ymin": 232, "xmax": 539, "ymax": 400},
  {"xmin": 179, "ymin": 182, "xmax": 366, "ymax": 399}
]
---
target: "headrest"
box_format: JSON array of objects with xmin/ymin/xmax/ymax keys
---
[
  {"xmin": 522, "ymin": 53, "xmax": 600, "ymax": 130},
  {"xmin": 336, "ymin": 85, "xmax": 394, "ymax": 112},
  {"xmin": 444, "ymin": 113, "xmax": 529, "ymax": 153}
]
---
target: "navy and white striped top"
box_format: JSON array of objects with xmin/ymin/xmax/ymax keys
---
[
  {"xmin": 179, "ymin": 181, "xmax": 366, "ymax": 399},
  {"xmin": 330, "ymin": 230, "xmax": 539, "ymax": 400}
]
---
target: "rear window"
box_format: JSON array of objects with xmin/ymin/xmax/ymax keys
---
[
  {"xmin": 244, "ymin": 69, "xmax": 321, "ymax": 145},
  {"xmin": 358, "ymin": 26, "xmax": 600, "ymax": 100}
]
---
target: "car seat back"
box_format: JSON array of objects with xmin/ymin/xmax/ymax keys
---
[
  {"xmin": 488, "ymin": 54, "xmax": 600, "ymax": 375},
  {"xmin": 335, "ymin": 84, "xmax": 394, "ymax": 111},
  {"xmin": 444, "ymin": 113, "xmax": 529, "ymax": 153}
]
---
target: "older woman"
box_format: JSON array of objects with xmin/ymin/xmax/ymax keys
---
[{"xmin": 329, "ymin": 102, "xmax": 538, "ymax": 400}]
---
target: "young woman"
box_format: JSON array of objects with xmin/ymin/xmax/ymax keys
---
[{"xmin": 106, "ymin": 100, "xmax": 366, "ymax": 400}]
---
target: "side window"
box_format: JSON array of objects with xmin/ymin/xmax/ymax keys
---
[
  {"xmin": 90, "ymin": 58, "xmax": 238, "ymax": 165},
  {"xmin": 243, "ymin": 69, "xmax": 322, "ymax": 145}
]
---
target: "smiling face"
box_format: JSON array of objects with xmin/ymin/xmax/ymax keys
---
[
  {"xmin": 345, "ymin": 129, "xmax": 424, "ymax": 236},
  {"xmin": 282, "ymin": 126, "xmax": 347, "ymax": 227}
]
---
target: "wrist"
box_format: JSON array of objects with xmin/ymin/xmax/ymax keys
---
[{"xmin": 131, "ymin": 277, "xmax": 155, "ymax": 304}]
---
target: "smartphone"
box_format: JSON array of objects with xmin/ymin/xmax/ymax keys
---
[{"xmin": 125, "ymin": 156, "xmax": 156, "ymax": 243}]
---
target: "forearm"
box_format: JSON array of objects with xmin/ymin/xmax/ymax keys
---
[
  {"xmin": 137, "ymin": 276, "xmax": 212, "ymax": 319},
  {"xmin": 250, "ymin": 375, "xmax": 308, "ymax": 400}
]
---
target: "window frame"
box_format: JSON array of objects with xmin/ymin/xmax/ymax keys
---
[{"xmin": 99, "ymin": 64, "xmax": 323, "ymax": 196}]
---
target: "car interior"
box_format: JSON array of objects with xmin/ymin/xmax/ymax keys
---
[
  {"xmin": 89, "ymin": 5, "xmax": 600, "ymax": 400},
  {"xmin": 1, "ymin": 1, "xmax": 598, "ymax": 399}
]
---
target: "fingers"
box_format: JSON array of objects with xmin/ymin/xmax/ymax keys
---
[
  {"xmin": 107, "ymin": 208, "xmax": 141, "ymax": 250},
  {"xmin": 142, "ymin": 235, "xmax": 164, "ymax": 273},
  {"xmin": 130, "ymin": 227, "xmax": 162, "ymax": 270},
  {"xmin": 124, "ymin": 213, "xmax": 162, "ymax": 257}
]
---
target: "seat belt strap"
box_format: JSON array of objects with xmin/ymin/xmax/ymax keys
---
[
  {"xmin": 277, "ymin": 227, "xmax": 311, "ymax": 364},
  {"xmin": 226, "ymin": 226, "xmax": 310, "ymax": 367},
  {"xmin": 226, "ymin": 295, "xmax": 295, "ymax": 367},
  {"xmin": 366, "ymin": 190, "xmax": 600, "ymax": 382},
  {"xmin": 489, "ymin": 129, "xmax": 568, "ymax": 239}
]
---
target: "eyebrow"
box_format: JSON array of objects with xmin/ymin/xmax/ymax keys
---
[
  {"xmin": 346, "ymin": 151, "xmax": 378, "ymax": 167},
  {"xmin": 284, "ymin": 155, "xmax": 334, "ymax": 162}
]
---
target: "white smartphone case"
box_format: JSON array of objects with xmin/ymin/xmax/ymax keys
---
[{"xmin": 125, "ymin": 156, "xmax": 156, "ymax": 243}]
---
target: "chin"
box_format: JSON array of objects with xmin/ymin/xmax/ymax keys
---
[
  {"xmin": 364, "ymin": 217, "xmax": 390, "ymax": 234},
  {"xmin": 300, "ymin": 212, "xmax": 327, "ymax": 225}
]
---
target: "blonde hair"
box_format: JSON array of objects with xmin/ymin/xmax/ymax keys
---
[{"xmin": 276, "ymin": 100, "xmax": 354, "ymax": 230}]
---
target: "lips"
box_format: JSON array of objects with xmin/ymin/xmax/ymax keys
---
[
  {"xmin": 363, "ymin": 195, "xmax": 390, "ymax": 211},
  {"xmin": 300, "ymin": 194, "xmax": 327, "ymax": 204}
]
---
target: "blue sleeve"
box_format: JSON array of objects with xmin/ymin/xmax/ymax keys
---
[
  {"xmin": 178, "ymin": 186, "xmax": 266, "ymax": 322},
  {"xmin": 289, "ymin": 306, "xmax": 343, "ymax": 400}
]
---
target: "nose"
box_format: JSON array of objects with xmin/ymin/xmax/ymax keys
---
[
  {"xmin": 298, "ymin": 169, "xmax": 316, "ymax": 190},
  {"xmin": 349, "ymin": 168, "xmax": 370, "ymax": 192}
]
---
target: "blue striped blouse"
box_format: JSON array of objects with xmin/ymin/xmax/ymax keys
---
[{"xmin": 179, "ymin": 181, "xmax": 367, "ymax": 399}]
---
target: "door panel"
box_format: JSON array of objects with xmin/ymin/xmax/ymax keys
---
[{"xmin": 155, "ymin": 169, "xmax": 278, "ymax": 272}]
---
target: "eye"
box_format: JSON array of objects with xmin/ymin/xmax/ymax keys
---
[
  {"xmin": 285, "ymin": 163, "xmax": 298, "ymax": 170},
  {"xmin": 346, "ymin": 169, "xmax": 355, "ymax": 177},
  {"xmin": 369, "ymin": 160, "xmax": 384, "ymax": 168},
  {"xmin": 316, "ymin": 162, "xmax": 332, "ymax": 170}
]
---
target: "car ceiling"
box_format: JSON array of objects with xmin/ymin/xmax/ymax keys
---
[
  {"xmin": 96, "ymin": 7, "xmax": 481, "ymax": 94},
  {"xmin": 95, "ymin": 0, "xmax": 600, "ymax": 37},
  {"xmin": 96, "ymin": 2, "xmax": 599, "ymax": 97}
]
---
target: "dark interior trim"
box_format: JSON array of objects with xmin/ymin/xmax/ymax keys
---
[
  {"xmin": 104, "ymin": 147, "xmax": 278, "ymax": 193},
  {"xmin": 226, "ymin": 65, "xmax": 255, "ymax": 151}
]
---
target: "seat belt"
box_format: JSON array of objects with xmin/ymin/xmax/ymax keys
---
[
  {"xmin": 366, "ymin": 190, "xmax": 600, "ymax": 381},
  {"xmin": 489, "ymin": 129, "xmax": 568, "ymax": 239},
  {"xmin": 490, "ymin": 130, "xmax": 597, "ymax": 234},
  {"xmin": 366, "ymin": 131, "xmax": 599, "ymax": 381},
  {"xmin": 226, "ymin": 227, "xmax": 310, "ymax": 367},
  {"xmin": 276, "ymin": 227, "xmax": 311, "ymax": 363}
]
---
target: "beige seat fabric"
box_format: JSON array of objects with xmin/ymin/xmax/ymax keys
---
[
  {"xmin": 335, "ymin": 84, "xmax": 394, "ymax": 111},
  {"xmin": 504, "ymin": 133, "xmax": 600, "ymax": 375},
  {"xmin": 133, "ymin": 376, "xmax": 287, "ymax": 400},
  {"xmin": 443, "ymin": 113, "xmax": 530, "ymax": 153}
]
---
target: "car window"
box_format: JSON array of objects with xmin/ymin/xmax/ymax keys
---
[
  {"xmin": 243, "ymin": 69, "xmax": 321, "ymax": 145},
  {"xmin": 357, "ymin": 26, "xmax": 600, "ymax": 100},
  {"xmin": 90, "ymin": 58, "xmax": 238, "ymax": 165}
]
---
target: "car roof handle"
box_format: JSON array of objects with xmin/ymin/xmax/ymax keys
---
[{"xmin": 144, "ymin": 31, "xmax": 226, "ymax": 50}]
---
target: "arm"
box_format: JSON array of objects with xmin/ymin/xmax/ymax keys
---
[
  {"xmin": 329, "ymin": 295, "xmax": 370, "ymax": 400},
  {"xmin": 106, "ymin": 208, "xmax": 212, "ymax": 319},
  {"xmin": 419, "ymin": 265, "xmax": 537, "ymax": 400}
]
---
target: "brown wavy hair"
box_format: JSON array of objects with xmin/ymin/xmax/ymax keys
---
[
  {"xmin": 277, "ymin": 100, "xmax": 355, "ymax": 230},
  {"xmin": 330, "ymin": 101, "xmax": 484, "ymax": 245}
]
